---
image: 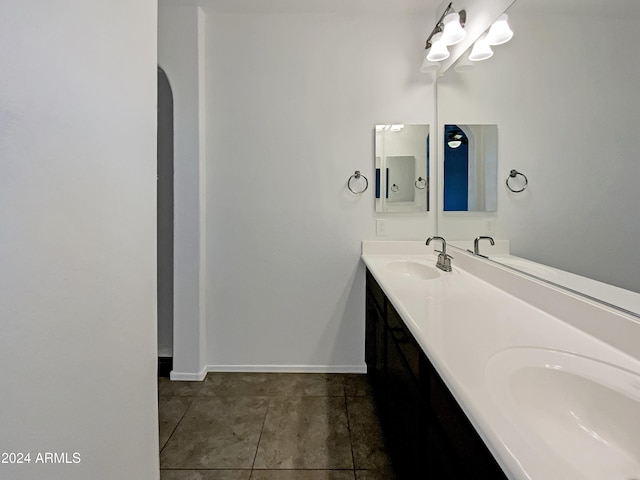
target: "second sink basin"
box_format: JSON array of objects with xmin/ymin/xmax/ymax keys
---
[
  {"xmin": 486, "ymin": 347, "xmax": 640, "ymax": 480},
  {"xmin": 386, "ymin": 259, "xmax": 440, "ymax": 280}
]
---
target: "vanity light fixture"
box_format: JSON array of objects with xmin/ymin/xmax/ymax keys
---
[
  {"xmin": 423, "ymin": 2, "xmax": 466, "ymax": 65},
  {"xmin": 485, "ymin": 14, "xmax": 513, "ymax": 45},
  {"xmin": 377, "ymin": 124, "xmax": 405, "ymax": 132},
  {"xmin": 441, "ymin": 11, "xmax": 466, "ymax": 46},
  {"xmin": 426, "ymin": 33, "xmax": 450, "ymax": 62},
  {"xmin": 469, "ymin": 34, "xmax": 494, "ymax": 62},
  {"xmin": 468, "ymin": 14, "xmax": 513, "ymax": 63}
]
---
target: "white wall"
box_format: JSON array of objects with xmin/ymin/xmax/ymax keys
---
[
  {"xmin": 0, "ymin": 1, "xmax": 159, "ymax": 479},
  {"xmin": 438, "ymin": 7, "xmax": 640, "ymax": 293},
  {"xmin": 158, "ymin": 5, "xmax": 209, "ymax": 379},
  {"xmin": 204, "ymin": 11, "xmax": 435, "ymax": 370}
]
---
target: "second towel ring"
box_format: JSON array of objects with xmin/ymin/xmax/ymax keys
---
[
  {"xmin": 506, "ymin": 169, "xmax": 528, "ymax": 193},
  {"xmin": 348, "ymin": 170, "xmax": 368, "ymax": 194},
  {"xmin": 415, "ymin": 177, "xmax": 426, "ymax": 189}
]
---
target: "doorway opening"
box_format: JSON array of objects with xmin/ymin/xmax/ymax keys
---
[{"xmin": 157, "ymin": 66, "xmax": 174, "ymax": 377}]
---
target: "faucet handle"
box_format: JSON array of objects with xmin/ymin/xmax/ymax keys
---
[
  {"xmin": 428, "ymin": 236, "xmax": 452, "ymax": 272},
  {"xmin": 437, "ymin": 252, "xmax": 453, "ymax": 272}
]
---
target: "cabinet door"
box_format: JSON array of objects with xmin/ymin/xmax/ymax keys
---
[
  {"xmin": 385, "ymin": 332, "xmax": 427, "ymax": 478},
  {"xmin": 365, "ymin": 293, "xmax": 386, "ymax": 399},
  {"xmin": 427, "ymin": 361, "xmax": 507, "ymax": 479},
  {"xmin": 365, "ymin": 269, "xmax": 506, "ymax": 479},
  {"xmin": 365, "ymin": 293, "xmax": 376, "ymax": 372}
]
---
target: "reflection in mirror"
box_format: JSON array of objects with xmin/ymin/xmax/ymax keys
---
[
  {"xmin": 437, "ymin": 0, "xmax": 640, "ymax": 316},
  {"xmin": 444, "ymin": 124, "xmax": 497, "ymax": 212},
  {"xmin": 375, "ymin": 124, "xmax": 429, "ymax": 213}
]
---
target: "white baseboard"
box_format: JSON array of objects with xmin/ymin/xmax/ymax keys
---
[
  {"xmin": 168, "ymin": 364, "xmax": 367, "ymax": 380},
  {"xmin": 169, "ymin": 366, "xmax": 207, "ymax": 381},
  {"xmin": 205, "ymin": 364, "xmax": 367, "ymax": 374}
]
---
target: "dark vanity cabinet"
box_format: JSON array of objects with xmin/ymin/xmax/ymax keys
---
[{"xmin": 365, "ymin": 269, "xmax": 508, "ymax": 479}]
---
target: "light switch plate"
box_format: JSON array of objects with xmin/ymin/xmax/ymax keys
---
[
  {"xmin": 376, "ymin": 219, "xmax": 388, "ymax": 237},
  {"xmin": 485, "ymin": 219, "xmax": 495, "ymax": 235}
]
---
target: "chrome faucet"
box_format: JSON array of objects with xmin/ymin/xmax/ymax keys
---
[
  {"xmin": 426, "ymin": 236, "xmax": 453, "ymax": 272},
  {"xmin": 468, "ymin": 236, "xmax": 495, "ymax": 258}
]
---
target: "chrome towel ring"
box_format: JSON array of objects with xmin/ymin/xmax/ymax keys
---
[
  {"xmin": 415, "ymin": 176, "xmax": 426, "ymax": 190},
  {"xmin": 506, "ymin": 169, "xmax": 528, "ymax": 193},
  {"xmin": 348, "ymin": 170, "xmax": 369, "ymax": 194}
]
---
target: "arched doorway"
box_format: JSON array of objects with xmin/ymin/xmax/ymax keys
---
[
  {"xmin": 157, "ymin": 66, "xmax": 174, "ymax": 376},
  {"xmin": 444, "ymin": 124, "xmax": 470, "ymax": 211}
]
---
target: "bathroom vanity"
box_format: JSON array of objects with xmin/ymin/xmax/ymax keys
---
[
  {"xmin": 366, "ymin": 268, "xmax": 506, "ymax": 478},
  {"xmin": 362, "ymin": 241, "xmax": 640, "ymax": 480}
]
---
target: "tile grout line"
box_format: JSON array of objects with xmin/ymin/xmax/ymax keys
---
[
  {"xmin": 159, "ymin": 375, "xmax": 208, "ymax": 456},
  {"xmin": 344, "ymin": 385, "xmax": 357, "ymax": 480},
  {"xmin": 160, "ymin": 468, "xmax": 253, "ymax": 471},
  {"xmin": 249, "ymin": 395, "xmax": 271, "ymax": 475},
  {"xmin": 159, "ymin": 394, "xmax": 197, "ymax": 457}
]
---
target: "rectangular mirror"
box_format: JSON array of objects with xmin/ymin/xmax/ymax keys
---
[
  {"xmin": 444, "ymin": 124, "xmax": 497, "ymax": 212},
  {"xmin": 375, "ymin": 124, "xmax": 430, "ymax": 212}
]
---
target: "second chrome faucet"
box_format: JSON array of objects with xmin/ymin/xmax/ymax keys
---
[
  {"xmin": 468, "ymin": 236, "xmax": 495, "ymax": 258},
  {"xmin": 426, "ymin": 236, "xmax": 453, "ymax": 272}
]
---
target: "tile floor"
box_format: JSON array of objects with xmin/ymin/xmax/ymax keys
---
[{"xmin": 158, "ymin": 373, "xmax": 397, "ymax": 480}]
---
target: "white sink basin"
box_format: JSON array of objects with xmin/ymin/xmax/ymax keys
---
[
  {"xmin": 385, "ymin": 260, "xmax": 440, "ymax": 280},
  {"xmin": 486, "ymin": 348, "xmax": 640, "ymax": 480}
]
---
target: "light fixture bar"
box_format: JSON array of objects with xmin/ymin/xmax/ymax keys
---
[{"xmin": 424, "ymin": 2, "xmax": 466, "ymax": 50}]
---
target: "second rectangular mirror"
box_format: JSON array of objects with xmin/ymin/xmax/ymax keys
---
[
  {"xmin": 444, "ymin": 124, "xmax": 497, "ymax": 212},
  {"xmin": 375, "ymin": 124, "xmax": 430, "ymax": 213}
]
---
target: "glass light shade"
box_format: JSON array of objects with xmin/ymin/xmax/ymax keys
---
[
  {"xmin": 486, "ymin": 14, "xmax": 513, "ymax": 45},
  {"xmin": 440, "ymin": 12, "xmax": 466, "ymax": 46},
  {"xmin": 427, "ymin": 33, "xmax": 450, "ymax": 62},
  {"xmin": 420, "ymin": 51, "xmax": 441, "ymax": 73},
  {"xmin": 469, "ymin": 35, "xmax": 494, "ymax": 62},
  {"xmin": 448, "ymin": 139, "xmax": 462, "ymax": 149}
]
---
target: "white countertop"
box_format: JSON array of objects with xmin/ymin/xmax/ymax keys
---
[{"xmin": 362, "ymin": 241, "xmax": 640, "ymax": 480}]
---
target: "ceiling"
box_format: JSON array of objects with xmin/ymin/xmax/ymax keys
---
[
  {"xmin": 514, "ymin": 0, "xmax": 640, "ymax": 18},
  {"xmin": 159, "ymin": 0, "xmax": 640, "ymax": 17},
  {"xmin": 158, "ymin": 0, "xmax": 441, "ymax": 14}
]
